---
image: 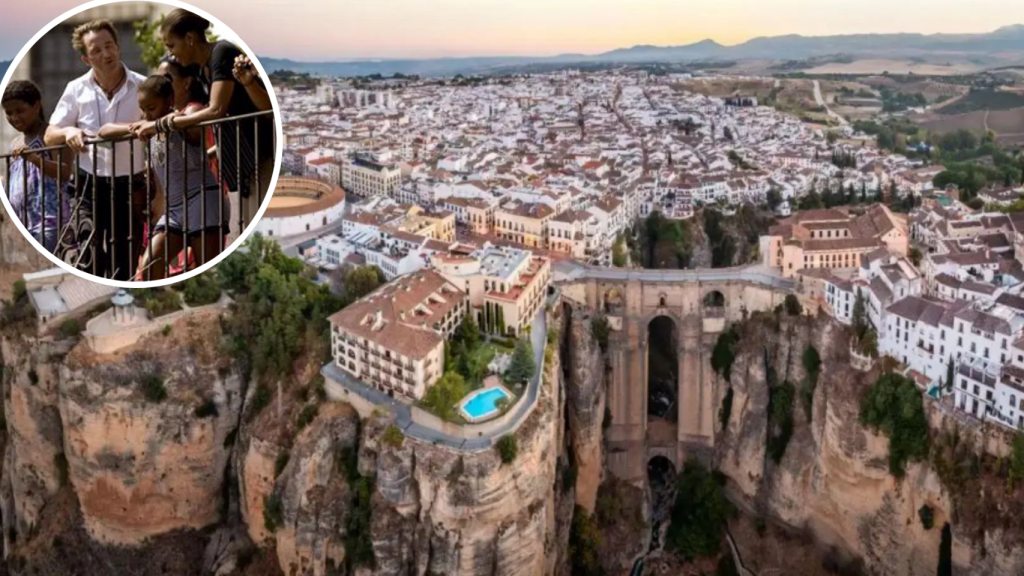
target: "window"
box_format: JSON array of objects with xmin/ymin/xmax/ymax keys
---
[{"xmin": 1012, "ymin": 396, "xmax": 1017, "ymax": 408}]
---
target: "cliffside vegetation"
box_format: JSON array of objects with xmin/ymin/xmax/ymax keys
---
[
  {"xmin": 569, "ymin": 506, "xmax": 603, "ymax": 576},
  {"xmin": 711, "ymin": 326, "xmax": 740, "ymax": 382},
  {"xmin": 634, "ymin": 210, "xmax": 694, "ymax": 269},
  {"xmin": 767, "ymin": 381, "xmax": 796, "ymax": 463},
  {"xmin": 859, "ymin": 372, "xmax": 929, "ymax": 477},
  {"xmin": 219, "ymin": 234, "xmax": 342, "ymax": 384},
  {"xmin": 665, "ymin": 462, "xmax": 734, "ymax": 560},
  {"xmin": 801, "ymin": 345, "xmax": 821, "ymax": 419}
]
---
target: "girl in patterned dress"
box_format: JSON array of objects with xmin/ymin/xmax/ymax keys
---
[{"xmin": 2, "ymin": 81, "xmax": 73, "ymax": 254}]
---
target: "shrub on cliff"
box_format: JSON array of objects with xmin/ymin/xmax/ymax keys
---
[
  {"xmin": 263, "ymin": 493, "xmax": 283, "ymax": 532},
  {"xmin": 931, "ymin": 427, "xmax": 980, "ymax": 496},
  {"xmin": 346, "ymin": 476, "xmax": 374, "ymax": 569},
  {"xmin": 801, "ymin": 345, "xmax": 821, "ymax": 419},
  {"xmin": 382, "ymin": 425, "xmax": 404, "ymax": 449},
  {"xmin": 711, "ymin": 326, "xmax": 739, "ymax": 382},
  {"xmin": 859, "ymin": 372, "xmax": 929, "ymax": 477},
  {"xmin": 665, "ymin": 461, "xmax": 733, "ymax": 560},
  {"xmin": 182, "ymin": 273, "xmax": 221, "ymax": 307},
  {"xmin": 274, "ymin": 451, "xmax": 290, "ymax": 478},
  {"xmin": 140, "ymin": 373, "xmax": 167, "ymax": 402},
  {"xmin": 57, "ymin": 318, "xmax": 82, "ymax": 339},
  {"xmin": 569, "ymin": 506, "xmax": 603, "ymax": 576},
  {"xmin": 496, "ymin": 434, "xmax": 518, "ymax": 464}
]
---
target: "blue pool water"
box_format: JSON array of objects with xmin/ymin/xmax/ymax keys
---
[{"xmin": 462, "ymin": 388, "xmax": 510, "ymax": 419}]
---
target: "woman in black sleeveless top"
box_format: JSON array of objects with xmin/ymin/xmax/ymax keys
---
[{"xmin": 129, "ymin": 8, "xmax": 275, "ymax": 239}]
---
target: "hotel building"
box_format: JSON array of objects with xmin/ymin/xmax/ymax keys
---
[
  {"xmin": 329, "ymin": 269, "xmax": 468, "ymax": 400},
  {"xmin": 431, "ymin": 244, "xmax": 551, "ymax": 338}
]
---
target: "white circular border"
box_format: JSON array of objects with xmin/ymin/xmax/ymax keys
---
[{"xmin": 0, "ymin": 0, "xmax": 284, "ymax": 288}]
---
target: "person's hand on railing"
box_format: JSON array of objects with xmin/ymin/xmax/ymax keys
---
[
  {"xmin": 128, "ymin": 120, "xmax": 158, "ymax": 139},
  {"xmin": 11, "ymin": 145, "xmax": 43, "ymax": 168},
  {"xmin": 65, "ymin": 127, "xmax": 89, "ymax": 153},
  {"xmin": 233, "ymin": 55, "xmax": 257, "ymax": 87}
]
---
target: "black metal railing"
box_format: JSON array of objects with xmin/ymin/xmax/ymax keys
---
[{"xmin": 0, "ymin": 110, "xmax": 275, "ymax": 282}]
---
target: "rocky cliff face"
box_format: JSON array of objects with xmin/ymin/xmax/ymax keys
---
[
  {"xmin": 355, "ymin": 343, "xmax": 562, "ymax": 576},
  {"xmin": 270, "ymin": 403, "xmax": 359, "ymax": 576},
  {"xmin": 58, "ymin": 309, "xmax": 243, "ymax": 545},
  {"xmin": 714, "ymin": 312, "xmax": 1024, "ymax": 576},
  {"xmin": 0, "ymin": 333, "xmax": 67, "ymax": 554},
  {"xmin": 562, "ymin": 306, "xmax": 605, "ymax": 513}
]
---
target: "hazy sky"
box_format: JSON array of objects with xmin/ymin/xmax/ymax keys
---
[{"xmin": 2, "ymin": 0, "xmax": 1023, "ymax": 61}]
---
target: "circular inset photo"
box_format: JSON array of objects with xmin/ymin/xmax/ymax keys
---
[{"xmin": 0, "ymin": 0, "xmax": 282, "ymax": 286}]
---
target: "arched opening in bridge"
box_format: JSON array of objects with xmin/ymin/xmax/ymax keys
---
[
  {"xmin": 703, "ymin": 291, "xmax": 725, "ymax": 308},
  {"xmin": 647, "ymin": 316, "xmax": 679, "ymax": 439}
]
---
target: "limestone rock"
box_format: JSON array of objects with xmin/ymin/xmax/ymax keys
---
[
  {"xmin": 272, "ymin": 403, "xmax": 359, "ymax": 576},
  {"xmin": 58, "ymin": 313, "xmax": 243, "ymax": 544},
  {"xmin": 564, "ymin": 306, "xmax": 605, "ymax": 512},
  {"xmin": 0, "ymin": 335, "xmax": 66, "ymax": 553}
]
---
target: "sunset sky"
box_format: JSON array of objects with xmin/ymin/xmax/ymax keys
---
[{"xmin": 1, "ymin": 0, "xmax": 1022, "ymax": 61}]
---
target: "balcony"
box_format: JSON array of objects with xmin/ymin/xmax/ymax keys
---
[{"xmin": 0, "ymin": 110, "xmax": 275, "ymax": 281}]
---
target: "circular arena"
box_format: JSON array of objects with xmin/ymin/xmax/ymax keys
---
[{"xmin": 256, "ymin": 177, "xmax": 346, "ymax": 238}]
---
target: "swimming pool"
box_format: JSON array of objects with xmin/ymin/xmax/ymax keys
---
[{"xmin": 459, "ymin": 386, "xmax": 512, "ymax": 422}]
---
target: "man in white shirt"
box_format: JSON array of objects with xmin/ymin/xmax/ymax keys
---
[{"xmin": 46, "ymin": 20, "xmax": 148, "ymax": 281}]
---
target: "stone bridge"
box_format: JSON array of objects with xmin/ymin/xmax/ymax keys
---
[{"xmin": 554, "ymin": 262, "xmax": 796, "ymax": 482}]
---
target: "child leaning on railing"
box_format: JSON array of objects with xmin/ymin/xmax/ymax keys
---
[
  {"xmin": 100, "ymin": 75, "xmax": 228, "ymax": 281},
  {"xmin": 2, "ymin": 80, "xmax": 73, "ymax": 254}
]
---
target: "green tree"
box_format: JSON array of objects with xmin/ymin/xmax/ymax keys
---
[
  {"xmin": 133, "ymin": 15, "xmax": 167, "ymax": 70},
  {"xmin": 344, "ymin": 266, "xmax": 382, "ymax": 302},
  {"xmin": 612, "ymin": 235, "xmax": 628, "ymax": 267},
  {"xmin": 504, "ymin": 338, "xmax": 536, "ymax": 385},
  {"xmin": 945, "ymin": 356, "xmax": 955, "ymax": 392},
  {"xmin": 859, "ymin": 372, "xmax": 930, "ymax": 477},
  {"xmin": 422, "ymin": 372, "xmax": 469, "ymax": 421},
  {"xmin": 859, "ymin": 327, "xmax": 879, "ymax": 358},
  {"xmin": 454, "ymin": 314, "xmax": 481, "ymax": 351},
  {"xmin": 665, "ymin": 462, "xmax": 733, "ymax": 560},
  {"xmin": 766, "ymin": 188, "xmax": 783, "ymax": 211},
  {"xmin": 134, "ymin": 15, "xmax": 218, "ymax": 71},
  {"xmin": 711, "ymin": 326, "xmax": 739, "ymax": 382},
  {"xmin": 569, "ymin": 506, "xmax": 603, "ymax": 576},
  {"xmin": 182, "ymin": 272, "xmax": 221, "ymax": 307}
]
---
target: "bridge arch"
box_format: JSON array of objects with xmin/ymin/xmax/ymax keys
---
[{"xmin": 703, "ymin": 289, "xmax": 726, "ymax": 308}]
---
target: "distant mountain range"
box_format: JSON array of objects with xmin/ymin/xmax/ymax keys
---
[
  {"xmin": 0, "ymin": 61, "xmax": 10, "ymax": 78},
  {"xmin": 259, "ymin": 25, "xmax": 1024, "ymax": 78}
]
